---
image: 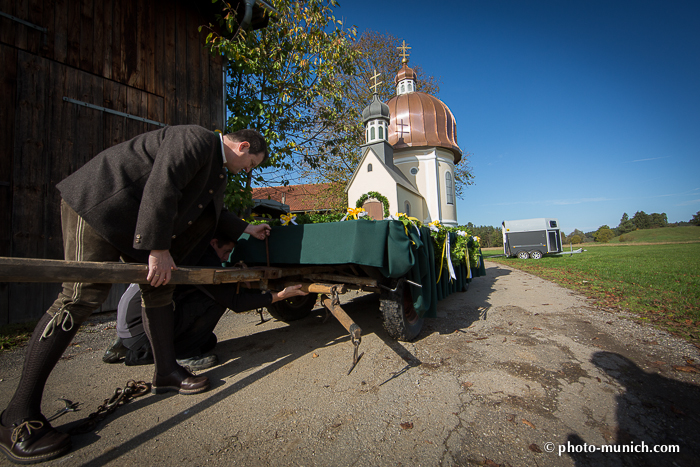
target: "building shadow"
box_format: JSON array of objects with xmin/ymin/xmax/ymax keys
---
[{"xmin": 565, "ymin": 351, "xmax": 700, "ymax": 466}]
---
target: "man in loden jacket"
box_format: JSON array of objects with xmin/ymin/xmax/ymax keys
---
[{"xmin": 0, "ymin": 125, "xmax": 305, "ymax": 464}]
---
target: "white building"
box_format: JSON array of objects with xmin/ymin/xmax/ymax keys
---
[{"xmin": 346, "ymin": 58, "xmax": 463, "ymax": 226}]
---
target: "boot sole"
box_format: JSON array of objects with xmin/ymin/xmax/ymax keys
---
[{"xmin": 0, "ymin": 439, "xmax": 71, "ymax": 465}]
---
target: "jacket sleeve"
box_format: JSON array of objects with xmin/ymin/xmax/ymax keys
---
[{"xmin": 218, "ymin": 209, "xmax": 249, "ymax": 241}]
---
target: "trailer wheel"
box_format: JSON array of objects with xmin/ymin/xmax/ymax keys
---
[
  {"xmin": 380, "ymin": 281, "xmax": 423, "ymax": 341},
  {"xmin": 517, "ymin": 250, "xmax": 530, "ymax": 259},
  {"xmin": 530, "ymin": 250, "xmax": 543, "ymax": 260},
  {"xmin": 266, "ymin": 293, "xmax": 318, "ymax": 322}
]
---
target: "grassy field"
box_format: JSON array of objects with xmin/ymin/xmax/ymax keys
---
[
  {"xmin": 484, "ymin": 239, "xmax": 700, "ymax": 344},
  {"xmin": 609, "ymin": 225, "xmax": 700, "ymax": 243}
]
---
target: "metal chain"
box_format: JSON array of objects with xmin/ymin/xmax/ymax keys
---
[{"xmin": 68, "ymin": 380, "xmax": 150, "ymax": 435}]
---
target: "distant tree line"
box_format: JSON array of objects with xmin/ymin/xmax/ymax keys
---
[
  {"xmin": 566, "ymin": 210, "xmax": 700, "ymax": 244},
  {"xmin": 461, "ymin": 223, "xmax": 504, "ymax": 248}
]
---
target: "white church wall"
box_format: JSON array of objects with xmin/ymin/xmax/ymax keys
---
[
  {"xmin": 437, "ymin": 148, "xmax": 458, "ymax": 226},
  {"xmin": 394, "ymin": 148, "xmax": 440, "ymax": 224},
  {"xmin": 397, "ymin": 185, "xmax": 425, "ymax": 220},
  {"xmin": 346, "ymin": 149, "xmax": 398, "ymax": 216}
]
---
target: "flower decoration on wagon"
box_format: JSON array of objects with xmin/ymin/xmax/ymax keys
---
[
  {"xmin": 280, "ymin": 213, "xmax": 297, "ymax": 226},
  {"xmin": 390, "ymin": 212, "xmax": 422, "ymax": 240},
  {"xmin": 340, "ymin": 207, "xmax": 367, "ymax": 221}
]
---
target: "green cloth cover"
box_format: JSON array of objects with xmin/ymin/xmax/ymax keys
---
[{"xmin": 228, "ymin": 220, "xmax": 484, "ymax": 319}]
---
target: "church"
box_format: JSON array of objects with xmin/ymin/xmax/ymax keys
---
[{"xmin": 345, "ymin": 46, "xmax": 463, "ymax": 227}]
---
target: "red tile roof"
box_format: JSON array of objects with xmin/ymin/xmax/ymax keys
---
[{"xmin": 252, "ymin": 183, "xmax": 345, "ymax": 213}]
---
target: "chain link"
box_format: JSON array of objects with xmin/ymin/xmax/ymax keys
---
[{"xmin": 68, "ymin": 380, "xmax": 150, "ymax": 435}]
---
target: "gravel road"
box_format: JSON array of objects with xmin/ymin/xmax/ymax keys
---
[{"xmin": 1, "ymin": 261, "xmax": 699, "ymax": 466}]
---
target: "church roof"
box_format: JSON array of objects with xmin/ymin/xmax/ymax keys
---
[
  {"xmin": 362, "ymin": 93, "xmax": 390, "ymax": 124},
  {"xmin": 387, "ymin": 64, "xmax": 462, "ymax": 163}
]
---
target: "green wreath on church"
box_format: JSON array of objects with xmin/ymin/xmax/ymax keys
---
[{"xmin": 355, "ymin": 191, "xmax": 390, "ymax": 219}]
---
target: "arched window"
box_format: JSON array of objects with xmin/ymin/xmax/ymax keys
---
[
  {"xmin": 378, "ymin": 125, "xmax": 384, "ymax": 140},
  {"xmin": 445, "ymin": 172, "xmax": 454, "ymax": 205},
  {"xmin": 370, "ymin": 126, "xmax": 375, "ymax": 140},
  {"xmin": 367, "ymin": 163, "xmax": 373, "ymax": 172},
  {"xmin": 400, "ymin": 83, "xmax": 405, "ymax": 94},
  {"xmin": 404, "ymin": 200, "xmax": 411, "ymax": 216}
]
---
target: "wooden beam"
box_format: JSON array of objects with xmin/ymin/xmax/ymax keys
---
[{"xmin": 0, "ymin": 257, "xmax": 283, "ymax": 285}]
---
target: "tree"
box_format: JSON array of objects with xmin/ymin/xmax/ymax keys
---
[
  {"xmin": 569, "ymin": 234, "xmax": 582, "ymax": 244},
  {"xmin": 632, "ymin": 211, "xmax": 650, "ymax": 230},
  {"xmin": 297, "ymin": 30, "xmax": 474, "ymax": 205},
  {"xmin": 649, "ymin": 212, "xmax": 668, "ymax": 228},
  {"xmin": 594, "ymin": 225, "xmax": 614, "ymax": 243},
  {"xmin": 692, "ymin": 211, "xmax": 700, "ymax": 226},
  {"xmin": 202, "ymin": 0, "xmax": 360, "ymax": 213},
  {"xmin": 618, "ymin": 212, "xmax": 635, "ymax": 234}
]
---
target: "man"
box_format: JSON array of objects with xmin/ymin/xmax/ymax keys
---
[
  {"xmin": 103, "ymin": 232, "xmax": 306, "ymax": 370},
  {"xmin": 0, "ymin": 126, "xmax": 297, "ymax": 464}
]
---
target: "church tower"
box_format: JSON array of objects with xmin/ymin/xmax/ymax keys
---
[{"xmin": 387, "ymin": 42, "xmax": 462, "ymax": 227}]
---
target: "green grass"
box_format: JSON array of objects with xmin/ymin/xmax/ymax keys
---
[
  {"xmin": 612, "ymin": 225, "xmax": 700, "ymax": 244},
  {"xmin": 485, "ymin": 243, "xmax": 700, "ymax": 343},
  {"xmin": 0, "ymin": 320, "xmax": 37, "ymax": 351}
]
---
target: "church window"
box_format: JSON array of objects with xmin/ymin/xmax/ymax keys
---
[
  {"xmin": 378, "ymin": 125, "xmax": 384, "ymax": 140},
  {"xmin": 370, "ymin": 126, "xmax": 375, "ymax": 140},
  {"xmin": 400, "ymin": 83, "xmax": 405, "ymax": 94},
  {"xmin": 367, "ymin": 163, "xmax": 373, "ymax": 172},
  {"xmin": 404, "ymin": 200, "xmax": 411, "ymax": 216},
  {"xmin": 408, "ymin": 82, "xmax": 413, "ymax": 92},
  {"xmin": 445, "ymin": 172, "xmax": 454, "ymax": 205}
]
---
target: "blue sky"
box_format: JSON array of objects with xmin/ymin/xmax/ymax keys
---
[{"xmin": 333, "ymin": 0, "xmax": 700, "ymax": 233}]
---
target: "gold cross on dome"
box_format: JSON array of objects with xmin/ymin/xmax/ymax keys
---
[
  {"xmin": 370, "ymin": 69, "xmax": 383, "ymax": 94},
  {"xmin": 397, "ymin": 40, "xmax": 411, "ymax": 63}
]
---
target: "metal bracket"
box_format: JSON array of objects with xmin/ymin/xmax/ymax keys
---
[
  {"xmin": 378, "ymin": 277, "xmax": 422, "ymax": 293},
  {"xmin": 63, "ymin": 97, "xmax": 167, "ymax": 127}
]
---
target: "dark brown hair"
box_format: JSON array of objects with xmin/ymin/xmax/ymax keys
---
[{"xmin": 225, "ymin": 129, "xmax": 269, "ymax": 161}]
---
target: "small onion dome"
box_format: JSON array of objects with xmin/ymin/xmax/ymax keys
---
[
  {"xmin": 394, "ymin": 63, "xmax": 417, "ymax": 85},
  {"xmin": 387, "ymin": 91, "xmax": 462, "ymax": 163},
  {"xmin": 362, "ymin": 93, "xmax": 390, "ymax": 125}
]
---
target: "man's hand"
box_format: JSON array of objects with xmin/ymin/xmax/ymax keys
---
[
  {"xmin": 244, "ymin": 223, "xmax": 271, "ymax": 241},
  {"xmin": 271, "ymin": 284, "xmax": 309, "ymax": 303},
  {"xmin": 147, "ymin": 249, "xmax": 178, "ymax": 287}
]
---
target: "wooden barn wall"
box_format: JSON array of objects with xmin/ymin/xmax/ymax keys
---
[{"xmin": 0, "ymin": 0, "xmax": 226, "ymax": 324}]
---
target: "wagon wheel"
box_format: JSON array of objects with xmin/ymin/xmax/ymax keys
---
[
  {"xmin": 517, "ymin": 250, "xmax": 530, "ymax": 259},
  {"xmin": 380, "ymin": 280, "xmax": 423, "ymax": 341},
  {"xmin": 266, "ymin": 293, "xmax": 318, "ymax": 322},
  {"xmin": 530, "ymin": 250, "xmax": 543, "ymax": 260}
]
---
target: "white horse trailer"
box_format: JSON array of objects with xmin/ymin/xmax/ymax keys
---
[{"xmin": 502, "ymin": 218, "xmax": 563, "ymax": 259}]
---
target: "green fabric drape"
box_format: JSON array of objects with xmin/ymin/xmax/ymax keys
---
[{"xmin": 227, "ymin": 220, "xmax": 484, "ymax": 319}]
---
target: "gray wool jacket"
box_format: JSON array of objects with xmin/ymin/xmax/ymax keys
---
[{"xmin": 57, "ymin": 125, "xmax": 248, "ymax": 262}]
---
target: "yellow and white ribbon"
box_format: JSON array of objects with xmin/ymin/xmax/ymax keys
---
[
  {"xmin": 341, "ymin": 207, "xmax": 366, "ymax": 221},
  {"xmin": 457, "ymin": 230, "xmax": 471, "ymax": 279},
  {"xmin": 392, "ymin": 213, "xmax": 422, "ymax": 238},
  {"xmin": 280, "ymin": 213, "xmax": 297, "ymax": 226}
]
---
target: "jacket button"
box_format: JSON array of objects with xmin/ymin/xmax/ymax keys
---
[
  {"xmin": 172, "ymin": 235, "xmax": 177, "ymax": 239},
  {"xmin": 136, "ymin": 234, "xmax": 142, "ymax": 239},
  {"xmin": 188, "ymin": 221, "xmax": 193, "ymax": 225},
  {"xmin": 198, "ymin": 204, "xmax": 203, "ymax": 209},
  {"xmin": 209, "ymin": 189, "xmax": 214, "ymax": 194},
  {"xmin": 219, "ymin": 174, "xmax": 225, "ymax": 179}
]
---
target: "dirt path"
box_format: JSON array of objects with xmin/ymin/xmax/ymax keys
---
[{"xmin": 1, "ymin": 261, "xmax": 699, "ymax": 466}]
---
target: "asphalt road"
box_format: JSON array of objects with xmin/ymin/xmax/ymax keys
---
[{"xmin": 1, "ymin": 261, "xmax": 699, "ymax": 466}]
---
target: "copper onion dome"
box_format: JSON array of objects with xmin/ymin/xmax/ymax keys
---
[{"xmin": 387, "ymin": 64, "xmax": 462, "ymax": 164}]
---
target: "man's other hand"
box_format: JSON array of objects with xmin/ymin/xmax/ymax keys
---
[
  {"xmin": 244, "ymin": 223, "xmax": 271, "ymax": 241},
  {"xmin": 272, "ymin": 284, "xmax": 309, "ymax": 303}
]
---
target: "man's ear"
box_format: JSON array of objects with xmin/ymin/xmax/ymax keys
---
[
  {"xmin": 238, "ymin": 141, "xmax": 250, "ymax": 152},
  {"xmin": 210, "ymin": 238, "xmax": 218, "ymax": 248}
]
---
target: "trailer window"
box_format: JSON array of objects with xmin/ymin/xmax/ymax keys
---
[{"xmin": 549, "ymin": 220, "xmax": 557, "ymax": 228}]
